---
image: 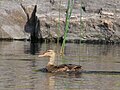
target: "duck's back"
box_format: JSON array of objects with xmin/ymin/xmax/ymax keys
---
[
  {"xmin": 40, "ymin": 64, "xmax": 82, "ymax": 73},
  {"xmin": 65, "ymin": 64, "xmax": 82, "ymax": 71},
  {"xmin": 55, "ymin": 64, "xmax": 82, "ymax": 73}
]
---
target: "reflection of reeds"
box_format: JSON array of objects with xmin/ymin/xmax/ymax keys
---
[{"xmin": 60, "ymin": 0, "xmax": 74, "ymax": 55}]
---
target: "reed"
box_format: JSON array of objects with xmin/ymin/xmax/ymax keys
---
[{"xmin": 60, "ymin": 0, "xmax": 74, "ymax": 55}]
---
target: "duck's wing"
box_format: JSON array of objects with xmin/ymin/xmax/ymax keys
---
[
  {"xmin": 66, "ymin": 64, "xmax": 82, "ymax": 71},
  {"xmin": 53, "ymin": 64, "xmax": 69, "ymax": 72},
  {"xmin": 46, "ymin": 64, "xmax": 82, "ymax": 73},
  {"xmin": 57, "ymin": 64, "xmax": 67, "ymax": 68},
  {"xmin": 55, "ymin": 64, "xmax": 82, "ymax": 72}
]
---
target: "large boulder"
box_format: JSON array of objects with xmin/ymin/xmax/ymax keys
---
[
  {"xmin": 0, "ymin": 1, "xmax": 27, "ymax": 39},
  {"xmin": 0, "ymin": 0, "xmax": 120, "ymax": 43}
]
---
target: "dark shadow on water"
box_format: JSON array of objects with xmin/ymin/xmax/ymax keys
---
[
  {"xmin": 30, "ymin": 42, "xmax": 39, "ymax": 55},
  {"xmin": 82, "ymin": 70, "xmax": 120, "ymax": 75},
  {"xmin": 24, "ymin": 42, "xmax": 42, "ymax": 55}
]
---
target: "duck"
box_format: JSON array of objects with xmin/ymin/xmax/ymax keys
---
[{"xmin": 38, "ymin": 50, "xmax": 83, "ymax": 73}]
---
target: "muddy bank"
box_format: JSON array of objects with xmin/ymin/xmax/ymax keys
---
[{"xmin": 0, "ymin": 0, "xmax": 120, "ymax": 43}]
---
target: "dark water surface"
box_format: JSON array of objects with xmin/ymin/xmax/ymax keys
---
[{"xmin": 0, "ymin": 41, "xmax": 120, "ymax": 90}]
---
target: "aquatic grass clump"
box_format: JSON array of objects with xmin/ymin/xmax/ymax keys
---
[{"xmin": 60, "ymin": 0, "xmax": 74, "ymax": 55}]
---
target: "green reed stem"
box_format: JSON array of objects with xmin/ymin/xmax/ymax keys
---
[{"xmin": 60, "ymin": 0, "xmax": 74, "ymax": 55}]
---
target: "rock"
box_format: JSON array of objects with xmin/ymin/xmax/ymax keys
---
[{"xmin": 0, "ymin": 0, "xmax": 120, "ymax": 43}]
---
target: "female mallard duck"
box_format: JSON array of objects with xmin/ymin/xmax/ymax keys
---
[{"xmin": 38, "ymin": 50, "xmax": 82, "ymax": 73}]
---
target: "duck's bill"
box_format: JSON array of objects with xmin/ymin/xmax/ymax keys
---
[{"xmin": 38, "ymin": 54, "xmax": 45, "ymax": 57}]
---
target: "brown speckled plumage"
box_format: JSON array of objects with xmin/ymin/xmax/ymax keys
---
[{"xmin": 38, "ymin": 50, "xmax": 82, "ymax": 73}]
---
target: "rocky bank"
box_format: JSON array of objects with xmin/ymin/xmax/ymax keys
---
[{"xmin": 0, "ymin": 0, "xmax": 120, "ymax": 43}]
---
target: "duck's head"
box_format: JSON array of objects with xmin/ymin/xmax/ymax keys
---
[
  {"xmin": 38, "ymin": 50, "xmax": 56, "ymax": 66},
  {"xmin": 38, "ymin": 50, "xmax": 55, "ymax": 58}
]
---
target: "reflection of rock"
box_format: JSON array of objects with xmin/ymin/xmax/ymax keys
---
[{"xmin": 0, "ymin": 0, "xmax": 120, "ymax": 43}]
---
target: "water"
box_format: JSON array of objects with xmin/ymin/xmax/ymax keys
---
[{"xmin": 0, "ymin": 41, "xmax": 120, "ymax": 90}]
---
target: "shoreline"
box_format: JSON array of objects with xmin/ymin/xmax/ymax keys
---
[{"xmin": 0, "ymin": 38, "xmax": 120, "ymax": 44}]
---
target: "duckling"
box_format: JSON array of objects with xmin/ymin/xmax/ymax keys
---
[{"xmin": 38, "ymin": 50, "xmax": 83, "ymax": 73}]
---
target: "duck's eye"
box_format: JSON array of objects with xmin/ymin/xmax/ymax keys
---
[{"xmin": 47, "ymin": 50, "xmax": 51, "ymax": 52}]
